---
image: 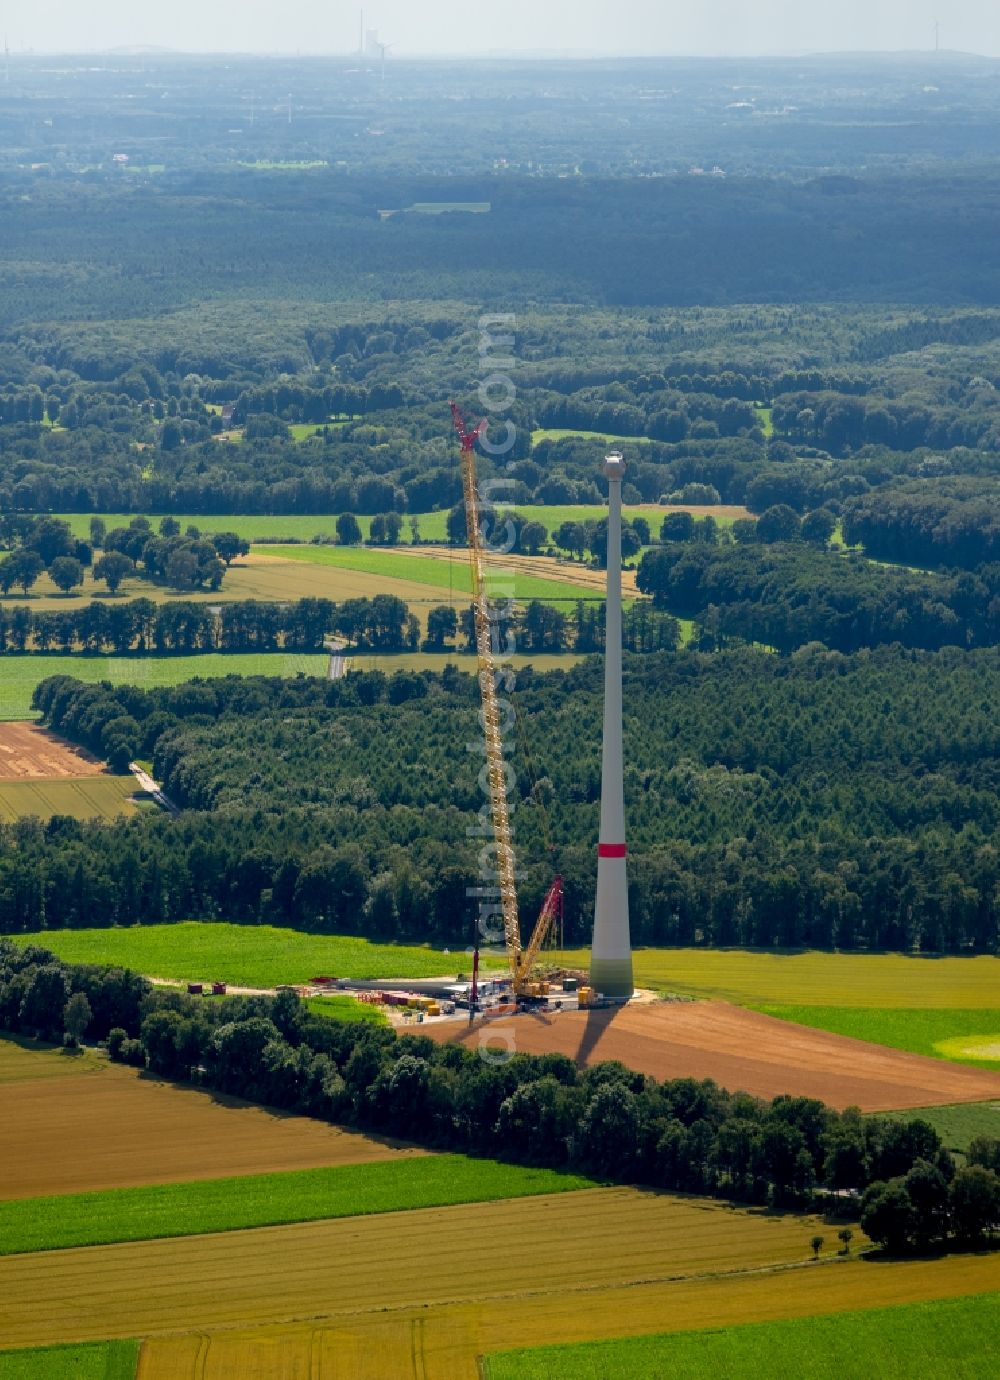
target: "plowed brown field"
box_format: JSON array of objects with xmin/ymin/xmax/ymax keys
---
[
  {"xmin": 0, "ymin": 1063, "xmax": 422, "ymax": 1200},
  {"xmin": 421, "ymin": 1003, "xmax": 1000, "ymax": 1111},
  {"xmin": 0, "ymin": 723, "xmax": 105, "ymax": 779},
  {"xmin": 133, "ymin": 1255, "xmax": 1000, "ymax": 1380},
  {"xmin": 0, "ymin": 1189, "xmax": 839, "ymax": 1349}
]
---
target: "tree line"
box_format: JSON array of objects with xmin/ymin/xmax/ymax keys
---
[{"xmin": 1, "ymin": 939, "xmax": 997, "ymax": 1249}]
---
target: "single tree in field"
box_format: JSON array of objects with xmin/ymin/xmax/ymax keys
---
[
  {"xmin": 837, "ymin": 1227, "xmax": 853, "ymax": 1255},
  {"xmin": 810, "ymin": 1234, "xmax": 825, "ymax": 1259},
  {"xmin": 94, "ymin": 552, "xmax": 135, "ymax": 595},
  {"xmin": 519, "ymin": 520, "xmax": 548, "ymax": 555},
  {"xmin": 9, "ymin": 549, "xmax": 45, "ymax": 595},
  {"xmin": 48, "ymin": 556, "xmax": 85, "ymax": 595},
  {"xmin": 212, "ymin": 531, "xmax": 251, "ymax": 566},
  {"xmin": 63, "ymin": 992, "xmax": 92, "ymax": 1048},
  {"xmin": 408, "ymin": 515, "xmax": 421, "ymax": 544},
  {"xmin": 425, "ymin": 605, "xmax": 458, "ymax": 650},
  {"xmin": 89, "ymin": 517, "xmax": 107, "ymax": 549},
  {"xmin": 336, "ymin": 512, "xmax": 362, "ymax": 546}
]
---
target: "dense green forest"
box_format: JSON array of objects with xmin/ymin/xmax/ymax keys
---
[
  {"xmin": 6, "ymin": 648, "xmax": 996, "ymax": 954},
  {"xmin": 2, "ymin": 54, "xmax": 1000, "ymax": 968}
]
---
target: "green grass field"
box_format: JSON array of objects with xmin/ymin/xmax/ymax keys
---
[
  {"xmin": 485, "ymin": 1291, "xmax": 1000, "ymax": 1380},
  {"xmin": 0, "ymin": 1156, "xmax": 594, "ymax": 1257},
  {"xmin": 304, "ymin": 994, "xmax": 388, "ymax": 1025},
  {"xmin": 0, "ymin": 1340, "xmax": 138, "ymax": 1380},
  {"xmin": 531, "ymin": 428, "xmax": 654, "ymax": 447},
  {"xmin": 880, "ymin": 1101, "xmax": 1000, "ymax": 1155},
  {"xmin": 759, "ymin": 1007, "xmax": 1000, "ymax": 1071},
  {"xmin": 755, "ymin": 405, "xmax": 775, "ymax": 437},
  {"xmin": 0, "ymin": 653, "xmax": 326, "ymax": 721},
  {"xmin": 12, "ymin": 922, "xmax": 503, "ymax": 986},
  {"xmin": 552, "ymin": 948, "xmax": 1000, "ymax": 1009},
  {"xmin": 261, "ymin": 544, "xmax": 600, "ymax": 603},
  {"xmin": 53, "ymin": 503, "xmax": 743, "ymax": 548},
  {"xmin": 349, "ymin": 651, "xmax": 585, "ymax": 675}
]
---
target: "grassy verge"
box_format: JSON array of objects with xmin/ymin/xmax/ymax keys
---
[
  {"xmin": 0, "ymin": 1340, "xmax": 138, "ymax": 1379},
  {"xmin": 12, "ymin": 922, "xmax": 502, "ymax": 987},
  {"xmin": 484, "ymin": 1291, "xmax": 1000, "ymax": 1380},
  {"xmin": 303, "ymin": 995, "xmax": 388, "ymax": 1025},
  {"xmin": 0, "ymin": 1156, "xmax": 596, "ymax": 1256},
  {"xmin": 757, "ymin": 1007, "xmax": 1000, "ymax": 1070}
]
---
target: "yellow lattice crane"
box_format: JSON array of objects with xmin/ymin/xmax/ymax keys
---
[{"xmin": 450, "ymin": 402, "xmax": 563, "ymax": 1003}]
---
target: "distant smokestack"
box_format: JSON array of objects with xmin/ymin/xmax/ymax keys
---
[{"xmin": 590, "ymin": 453, "xmax": 634, "ymax": 1002}]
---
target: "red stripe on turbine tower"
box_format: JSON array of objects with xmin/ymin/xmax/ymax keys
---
[{"xmin": 598, "ymin": 843, "xmax": 627, "ymax": 858}]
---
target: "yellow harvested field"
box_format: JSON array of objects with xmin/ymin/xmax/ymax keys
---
[
  {"xmin": 0, "ymin": 1037, "xmax": 105, "ymax": 1085},
  {"xmin": 0, "ymin": 555, "xmax": 459, "ymax": 627},
  {"xmin": 134, "ymin": 1255, "xmax": 1000, "ymax": 1380},
  {"xmin": 0, "ymin": 775, "xmax": 140, "ymax": 822},
  {"xmin": 553, "ymin": 947, "xmax": 1000, "ymax": 1008},
  {"xmin": 0, "ymin": 1063, "xmax": 422, "ymax": 1200},
  {"xmin": 0, "ymin": 1189, "xmax": 841, "ymax": 1349}
]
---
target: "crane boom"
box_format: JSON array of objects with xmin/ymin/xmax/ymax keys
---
[
  {"xmin": 451, "ymin": 402, "xmax": 523, "ymax": 983},
  {"xmin": 450, "ymin": 403, "xmax": 562, "ymax": 997}
]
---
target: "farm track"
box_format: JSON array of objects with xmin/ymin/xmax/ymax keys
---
[
  {"xmin": 0, "ymin": 1064, "xmax": 422, "ymax": 1200},
  {"xmin": 421, "ymin": 1003, "xmax": 1000, "ymax": 1111},
  {"xmin": 0, "ymin": 1189, "xmax": 840, "ymax": 1350}
]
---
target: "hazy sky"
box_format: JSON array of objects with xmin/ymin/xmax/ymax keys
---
[{"xmin": 7, "ymin": 1, "xmax": 1000, "ymax": 58}]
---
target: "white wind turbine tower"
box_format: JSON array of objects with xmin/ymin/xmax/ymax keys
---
[{"xmin": 377, "ymin": 40, "xmax": 394, "ymax": 82}]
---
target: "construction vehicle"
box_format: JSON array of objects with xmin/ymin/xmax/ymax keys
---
[{"xmin": 450, "ymin": 402, "xmax": 564, "ymax": 1009}]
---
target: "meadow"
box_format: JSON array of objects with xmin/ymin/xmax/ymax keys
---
[
  {"xmin": 879, "ymin": 1101, "xmax": 1000, "ymax": 1156},
  {"xmin": 304, "ymin": 994, "xmax": 388, "ymax": 1025},
  {"xmin": 0, "ymin": 1157, "xmax": 595, "ymax": 1257},
  {"xmin": 0, "ymin": 654, "xmax": 326, "ymax": 721},
  {"xmin": 53, "ymin": 502, "xmax": 743, "ymax": 547},
  {"xmin": 262, "ymin": 543, "xmax": 601, "ymax": 603},
  {"xmin": 11, "ymin": 922, "xmax": 502, "ymax": 987},
  {"xmin": 0, "ymin": 776, "xmax": 141, "ymax": 823},
  {"xmin": 484, "ymin": 1291, "xmax": 1000, "ymax": 1380},
  {"xmin": 551, "ymin": 947, "xmax": 1000, "ymax": 1009},
  {"xmin": 759, "ymin": 1006, "xmax": 1000, "ymax": 1070},
  {"xmin": 349, "ymin": 651, "xmax": 583, "ymax": 675},
  {"xmin": 0, "ymin": 1037, "xmax": 105, "ymax": 1085},
  {"xmin": 0, "ymin": 1341, "xmax": 138, "ymax": 1380}
]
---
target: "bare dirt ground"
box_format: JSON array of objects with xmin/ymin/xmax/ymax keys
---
[
  {"xmin": 0, "ymin": 1063, "xmax": 423, "ymax": 1200},
  {"xmin": 0, "ymin": 723, "xmax": 106, "ymax": 780},
  {"xmin": 420, "ymin": 1002, "xmax": 1000, "ymax": 1112}
]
